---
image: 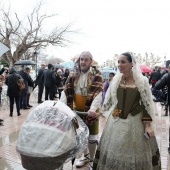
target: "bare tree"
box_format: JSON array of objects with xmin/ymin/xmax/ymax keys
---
[
  {"xmin": 133, "ymin": 53, "xmax": 162, "ymax": 67},
  {"xmin": 0, "ymin": 1, "xmax": 77, "ymax": 66}
]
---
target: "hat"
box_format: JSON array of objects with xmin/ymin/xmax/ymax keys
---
[
  {"xmin": 79, "ymin": 51, "xmax": 93, "ymax": 60},
  {"xmin": 57, "ymin": 69, "xmax": 62, "ymax": 73}
]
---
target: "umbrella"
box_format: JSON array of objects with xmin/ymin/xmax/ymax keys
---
[
  {"xmin": 61, "ymin": 61, "xmax": 74, "ymax": 69},
  {"xmin": 139, "ymin": 64, "xmax": 152, "ymax": 73},
  {"xmin": 100, "ymin": 69, "xmax": 116, "ymax": 79},
  {"xmin": 55, "ymin": 63, "xmax": 64, "ymax": 69},
  {"xmin": 45, "ymin": 57, "xmax": 65, "ymax": 64},
  {"xmin": 14, "ymin": 60, "xmax": 36, "ymax": 65},
  {"xmin": 101, "ymin": 67, "xmax": 113, "ymax": 70},
  {"xmin": 0, "ymin": 42, "xmax": 10, "ymax": 57}
]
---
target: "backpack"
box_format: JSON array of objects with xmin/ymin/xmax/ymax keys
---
[{"xmin": 17, "ymin": 79, "xmax": 25, "ymax": 90}]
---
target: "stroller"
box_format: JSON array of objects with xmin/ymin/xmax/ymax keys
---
[{"xmin": 16, "ymin": 100, "xmax": 89, "ymax": 170}]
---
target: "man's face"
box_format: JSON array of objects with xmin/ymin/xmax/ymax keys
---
[
  {"xmin": 41, "ymin": 65, "xmax": 46, "ymax": 69},
  {"xmin": 79, "ymin": 55, "xmax": 92, "ymax": 73}
]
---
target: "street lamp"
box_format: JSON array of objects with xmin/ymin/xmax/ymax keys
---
[
  {"xmin": 164, "ymin": 54, "xmax": 166, "ymax": 67},
  {"xmin": 34, "ymin": 51, "xmax": 38, "ymax": 78}
]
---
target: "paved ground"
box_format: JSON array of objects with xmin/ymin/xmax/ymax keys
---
[{"xmin": 0, "ymin": 87, "xmax": 170, "ymax": 170}]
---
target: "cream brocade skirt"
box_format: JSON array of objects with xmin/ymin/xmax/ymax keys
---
[{"xmin": 93, "ymin": 113, "xmax": 161, "ymax": 170}]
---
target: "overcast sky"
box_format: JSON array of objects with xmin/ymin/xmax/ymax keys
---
[{"xmin": 1, "ymin": 0, "xmax": 170, "ymax": 64}]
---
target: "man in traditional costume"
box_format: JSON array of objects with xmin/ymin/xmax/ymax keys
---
[{"xmin": 60, "ymin": 51, "xmax": 103, "ymax": 169}]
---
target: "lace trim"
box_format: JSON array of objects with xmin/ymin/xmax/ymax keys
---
[{"xmin": 119, "ymin": 84, "xmax": 137, "ymax": 88}]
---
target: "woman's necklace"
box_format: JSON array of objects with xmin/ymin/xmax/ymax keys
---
[
  {"xmin": 123, "ymin": 76, "xmax": 131, "ymax": 88},
  {"xmin": 123, "ymin": 76, "xmax": 126, "ymax": 85},
  {"xmin": 122, "ymin": 76, "xmax": 127, "ymax": 89}
]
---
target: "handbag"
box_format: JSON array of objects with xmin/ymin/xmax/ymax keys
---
[{"xmin": 17, "ymin": 79, "xmax": 25, "ymax": 90}]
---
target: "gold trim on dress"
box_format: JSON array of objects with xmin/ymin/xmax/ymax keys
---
[{"xmin": 112, "ymin": 109, "xmax": 122, "ymax": 117}]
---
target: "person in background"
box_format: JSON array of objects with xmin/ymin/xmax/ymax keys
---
[
  {"xmin": 35, "ymin": 63, "xmax": 46, "ymax": 103},
  {"xmin": 5, "ymin": 67, "xmax": 22, "ymax": 117},
  {"xmin": 18, "ymin": 66, "xmax": 30, "ymax": 109},
  {"xmin": 161, "ymin": 64, "xmax": 170, "ymax": 77},
  {"xmin": 63, "ymin": 68, "xmax": 70, "ymax": 85},
  {"xmin": 149, "ymin": 66, "xmax": 161, "ymax": 88},
  {"xmin": 92, "ymin": 52, "xmax": 160, "ymax": 170},
  {"xmin": 101, "ymin": 72, "xmax": 115, "ymax": 106},
  {"xmin": 56, "ymin": 69, "xmax": 64, "ymax": 99},
  {"xmin": 0, "ymin": 67, "xmax": 9, "ymax": 100},
  {"xmin": 25, "ymin": 67, "xmax": 34, "ymax": 107},
  {"xmin": 0, "ymin": 75, "xmax": 4, "ymax": 107},
  {"xmin": 155, "ymin": 71, "xmax": 170, "ymax": 154},
  {"xmin": 60, "ymin": 51, "xmax": 103, "ymax": 170},
  {"xmin": 149, "ymin": 66, "xmax": 162, "ymax": 102},
  {"xmin": 108, "ymin": 72, "xmax": 115, "ymax": 82},
  {"xmin": 0, "ymin": 67, "xmax": 9, "ymax": 123},
  {"xmin": 43, "ymin": 64, "xmax": 56, "ymax": 100}
]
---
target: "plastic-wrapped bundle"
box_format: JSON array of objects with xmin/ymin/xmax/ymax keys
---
[{"xmin": 16, "ymin": 100, "xmax": 89, "ymax": 170}]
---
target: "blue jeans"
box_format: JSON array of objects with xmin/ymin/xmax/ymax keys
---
[{"xmin": 9, "ymin": 96, "xmax": 20, "ymax": 113}]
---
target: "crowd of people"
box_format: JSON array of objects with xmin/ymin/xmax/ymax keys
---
[
  {"xmin": 1, "ymin": 51, "xmax": 170, "ymax": 169},
  {"xmin": 0, "ymin": 64, "xmax": 70, "ymax": 118},
  {"xmin": 61, "ymin": 51, "xmax": 163, "ymax": 170}
]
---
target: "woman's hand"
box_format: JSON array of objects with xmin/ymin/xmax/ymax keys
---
[{"xmin": 144, "ymin": 122, "xmax": 154, "ymax": 137}]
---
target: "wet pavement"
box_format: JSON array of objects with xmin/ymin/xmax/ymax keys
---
[{"xmin": 0, "ymin": 88, "xmax": 170, "ymax": 170}]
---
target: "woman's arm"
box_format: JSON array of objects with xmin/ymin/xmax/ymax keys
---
[{"xmin": 144, "ymin": 121, "xmax": 154, "ymax": 137}]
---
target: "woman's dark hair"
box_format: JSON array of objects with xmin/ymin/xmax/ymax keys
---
[{"xmin": 122, "ymin": 52, "xmax": 132, "ymax": 63}]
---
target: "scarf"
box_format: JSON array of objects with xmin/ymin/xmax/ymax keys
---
[{"xmin": 64, "ymin": 69, "xmax": 103, "ymax": 111}]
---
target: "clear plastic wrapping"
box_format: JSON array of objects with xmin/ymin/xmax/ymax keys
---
[{"xmin": 16, "ymin": 100, "xmax": 89, "ymax": 170}]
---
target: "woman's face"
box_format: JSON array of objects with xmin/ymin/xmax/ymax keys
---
[
  {"xmin": 118, "ymin": 55, "xmax": 132, "ymax": 74},
  {"xmin": 58, "ymin": 72, "xmax": 62, "ymax": 75}
]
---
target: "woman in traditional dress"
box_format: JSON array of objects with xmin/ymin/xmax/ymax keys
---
[{"xmin": 90, "ymin": 52, "xmax": 161, "ymax": 170}]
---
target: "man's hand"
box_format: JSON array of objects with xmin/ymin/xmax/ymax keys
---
[
  {"xmin": 87, "ymin": 110, "xmax": 102, "ymax": 122},
  {"xmin": 4, "ymin": 67, "xmax": 9, "ymax": 70}
]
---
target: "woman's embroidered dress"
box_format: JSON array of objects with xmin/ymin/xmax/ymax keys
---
[{"xmin": 93, "ymin": 86, "xmax": 161, "ymax": 170}]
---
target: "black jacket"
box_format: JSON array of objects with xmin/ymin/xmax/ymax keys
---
[
  {"xmin": 155, "ymin": 73, "xmax": 170, "ymax": 106},
  {"xmin": 149, "ymin": 70, "xmax": 161, "ymax": 83},
  {"xmin": 55, "ymin": 75, "xmax": 64, "ymax": 88},
  {"xmin": 18, "ymin": 70, "xmax": 29, "ymax": 92},
  {"xmin": 27, "ymin": 74, "xmax": 34, "ymax": 87},
  {"xmin": 44, "ymin": 69, "xmax": 56, "ymax": 87},
  {"xmin": 161, "ymin": 70, "xmax": 168, "ymax": 77},
  {"xmin": 5, "ymin": 68, "xmax": 21, "ymax": 97},
  {"xmin": 35, "ymin": 68, "xmax": 46, "ymax": 85}
]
